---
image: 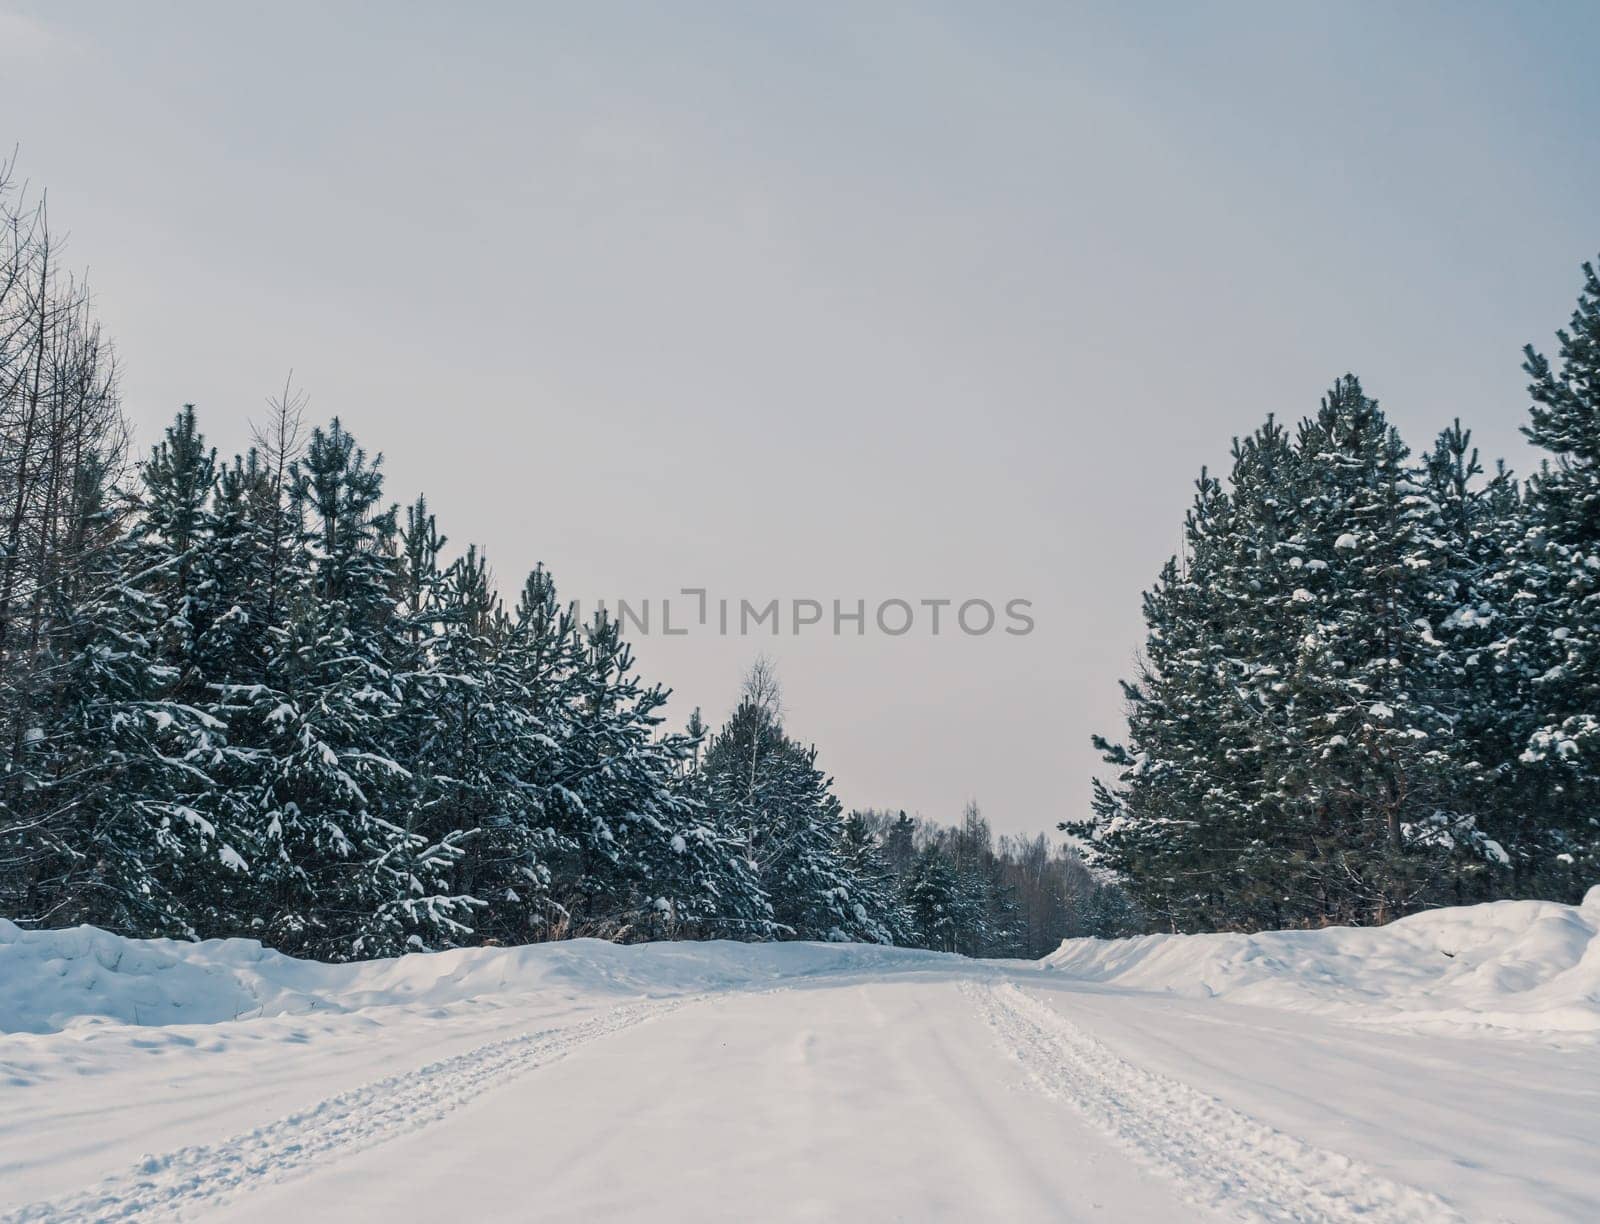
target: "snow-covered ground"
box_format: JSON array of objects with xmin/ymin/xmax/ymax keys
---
[{"xmin": 3, "ymin": 891, "xmax": 1598, "ymax": 1222}]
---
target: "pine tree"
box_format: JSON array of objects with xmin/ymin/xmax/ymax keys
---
[
  {"xmin": 1079, "ymin": 381, "xmax": 1503, "ymax": 930},
  {"xmin": 558, "ymin": 610, "xmax": 753, "ymax": 938},
  {"xmin": 942, "ymin": 803, "xmax": 1022, "ymax": 955},
  {"xmin": 901, "ymin": 844, "xmax": 970, "ymax": 952},
  {"xmin": 842, "ymin": 811, "xmax": 909, "ymax": 944},
  {"xmin": 395, "ymin": 501, "xmax": 533, "ymax": 943},
  {"xmin": 1498, "ymin": 257, "xmax": 1600, "ymax": 893},
  {"xmin": 114, "ymin": 408, "xmax": 251, "ymax": 926},
  {"xmin": 690, "ymin": 665, "xmax": 897, "ymax": 943},
  {"xmin": 880, "ymin": 810, "xmax": 917, "ymax": 876},
  {"xmin": 1425, "ymin": 422, "xmax": 1527, "ymax": 900},
  {"xmin": 26, "ymin": 440, "xmax": 225, "ymax": 935},
  {"xmin": 1270, "ymin": 380, "xmax": 1467, "ymax": 922},
  {"xmin": 241, "ymin": 421, "xmax": 476, "ymax": 958},
  {"xmin": 1073, "ymin": 444, "xmax": 1286, "ymax": 931},
  {"xmin": 190, "ymin": 447, "xmax": 288, "ymax": 934}
]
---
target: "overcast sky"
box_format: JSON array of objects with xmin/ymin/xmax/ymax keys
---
[{"xmin": 4, "ymin": 1, "xmax": 1598, "ymax": 835}]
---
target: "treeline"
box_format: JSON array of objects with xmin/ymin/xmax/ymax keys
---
[
  {"xmin": 2, "ymin": 165, "xmax": 1102, "ymax": 961},
  {"xmin": 1075, "ymin": 257, "xmax": 1600, "ymax": 932},
  {"xmin": 0, "ymin": 387, "xmax": 765, "ymax": 955},
  {"xmin": 669, "ymin": 658, "xmax": 1141, "ymax": 955},
  {"xmin": 0, "ymin": 168, "xmax": 860, "ymax": 956},
  {"xmin": 851, "ymin": 806, "xmax": 1139, "ymax": 956}
]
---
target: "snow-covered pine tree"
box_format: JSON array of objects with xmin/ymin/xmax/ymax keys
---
[
  {"xmin": 683, "ymin": 706, "xmax": 706, "ymax": 775},
  {"xmin": 974, "ymin": 853, "xmax": 1024, "ymax": 956},
  {"xmin": 1273, "ymin": 379, "xmax": 1469, "ymax": 923},
  {"xmin": 1496, "ymin": 258, "xmax": 1600, "ymax": 895},
  {"xmin": 943, "ymin": 802, "xmax": 1022, "ymax": 956},
  {"xmin": 239, "ymin": 421, "xmax": 476, "ymax": 958},
  {"xmin": 693, "ymin": 681, "xmax": 897, "ymax": 944},
  {"xmin": 394, "ymin": 500, "xmax": 538, "ymax": 944},
  {"xmin": 558, "ymin": 609, "xmax": 767, "ymax": 939},
  {"xmin": 900, "ymin": 843, "xmax": 971, "ymax": 953},
  {"xmin": 880, "ymin": 810, "xmax": 917, "ymax": 877},
  {"xmin": 1081, "ymin": 381, "xmax": 1509, "ymax": 930},
  {"xmin": 22, "ymin": 437, "xmax": 225, "ymax": 936},
  {"xmin": 1073, "ymin": 428, "xmax": 1300, "ymax": 931},
  {"xmin": 182, "ymin": 447, "xmax": 279, "ymax": 934},
  {"xmin": 1424, "ymin": 421, "xmax": 1530, "ymax": 901},
  {"xmin": 490, "ymin": 563, "xmax": 587, "ymax": 937},
  {"xmin": 842, "ymin": 811, "xmax": 909, "ymax": 945},
  {"xmin": 107, "ymin": 408, "xmax": 252, "ymax": 927},
  {"xmin": 657, "ymin": 700, "xmax": 779, "ymax": 939}
]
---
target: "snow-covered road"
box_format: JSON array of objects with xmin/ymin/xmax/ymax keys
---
[{"xmin": 3, "ymin": 899, "xmax": 1598, "ymax": 1222}]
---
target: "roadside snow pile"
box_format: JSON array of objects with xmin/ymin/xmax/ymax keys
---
[
  {"xmin": 12, "ymin": 891, "xmax": 1598, "ymax": 1040},
  {"xmin": 1045, "ymin": 886, "xmax": 1600, "ymax": 1037},
  {"xmin": 0, "ymin": 918, "xmax": 948, "ymax": 1035}
]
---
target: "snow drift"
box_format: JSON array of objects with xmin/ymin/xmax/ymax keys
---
[
  {"xmin": 1045, "ymin": 886, "xmax": 1600, "ymax": 1037},
  {"xmin": 0, "ymin": 918, "xmax": 947, "ymax": 1035},
  {"xmin": 5, "ymin": 888, "xmax": 1598, "ymax": 1040}
]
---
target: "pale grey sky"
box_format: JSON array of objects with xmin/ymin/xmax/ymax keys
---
[{"xmin": 3, "ymin": 1, "xmax": 1598, "ymax": 834}]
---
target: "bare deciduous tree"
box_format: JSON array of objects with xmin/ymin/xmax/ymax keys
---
[
  {"xmin": 250, "ymin": 373, "xmax": 308, "ymax": 625},
  {"xmin": 0, "ymin": 158, "xmax": 133, "ymax": 919},
  {"xmin": 740, "ymin": 653, "xmax": 782, "ymax": 801}
]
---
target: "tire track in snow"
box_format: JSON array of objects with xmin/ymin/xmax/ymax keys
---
[
  {"xmin": 2, "ymin": 997, "xmax": 690, "ymax": 1223},
  {"xmin": 962, "ymin": 977, "xmax": 1464, "ymax": 1224}
]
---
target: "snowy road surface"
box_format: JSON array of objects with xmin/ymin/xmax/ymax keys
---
[{"xmin": 3, "ymin": 901, "xmax": 1599, "ymax": 1222}]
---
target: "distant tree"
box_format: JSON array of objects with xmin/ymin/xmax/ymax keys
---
[
  {"xmin": 901, "ymin": 844, "xmax": 967, "ymax": 952},
  {"xmin": 687, "ymin": 660, "xmax": 899, "ymax": 943}
]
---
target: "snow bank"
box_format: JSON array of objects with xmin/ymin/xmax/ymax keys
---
[
  {"xmin": 11, "ymin": 890, "xmax": 1597, "ymax": 1040},
  {"xmin": 0, "ymin": 918, "xmax": 947, "ymax": 1035},
  {"xmin": 1044, "ymin": 886, "xmax": 1600, "ymax": 1037}
]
